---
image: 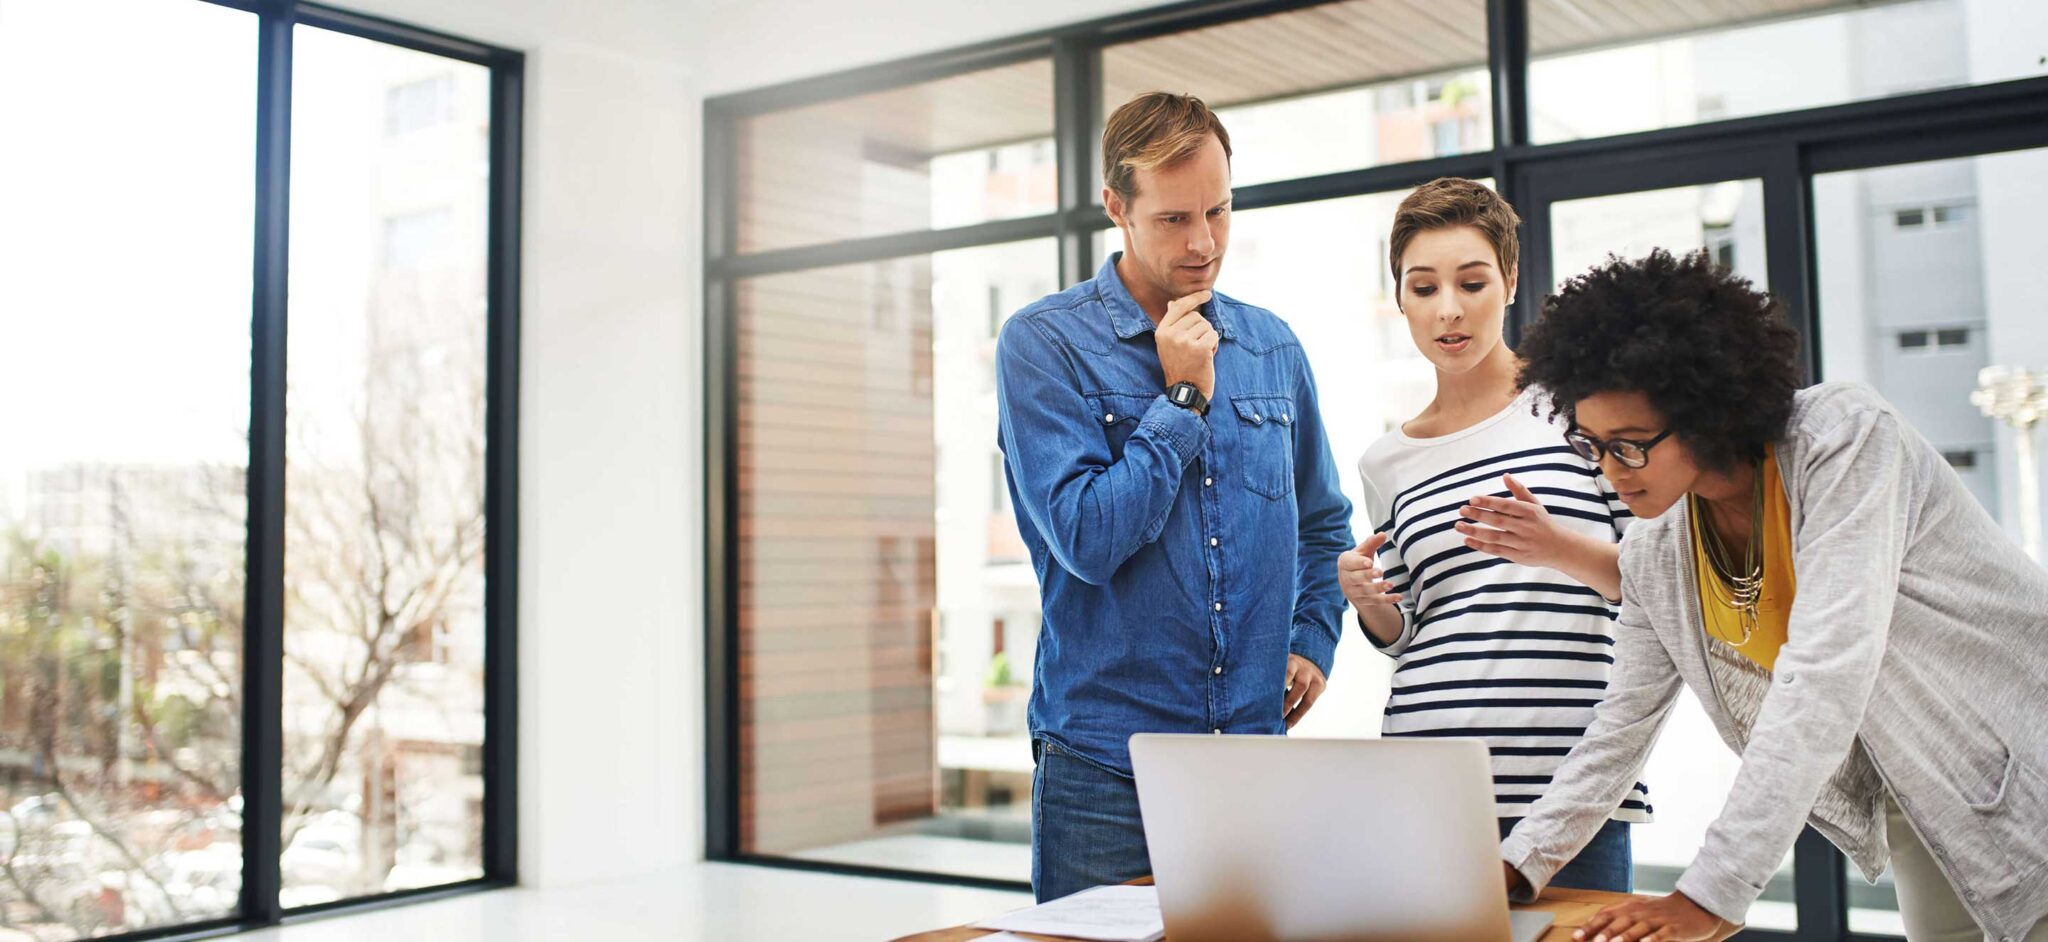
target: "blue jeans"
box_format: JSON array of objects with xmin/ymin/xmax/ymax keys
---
[
  {"xmin": 1499, "ymin": 817, "xmax": 1634, "ymax": 893},
  {"xmin": 1032, "ymin": 740, "xmax": 1151, "ymax": 903}
]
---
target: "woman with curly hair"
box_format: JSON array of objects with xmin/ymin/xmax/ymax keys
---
[{"xmin": 1498, "ymin": 249, "xmax": 2048, "ymax": 942}]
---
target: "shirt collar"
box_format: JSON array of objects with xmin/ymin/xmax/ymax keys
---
[{"xmin": 1096, "ymin": 252, "xmax": 1235, "ymax": 341}]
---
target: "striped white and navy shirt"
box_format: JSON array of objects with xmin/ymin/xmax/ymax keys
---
[{"xmin": 1357, "ymin": 387, "xmax": 1651, "ymax": 824}]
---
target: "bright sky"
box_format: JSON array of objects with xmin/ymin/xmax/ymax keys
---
[
  {"xmin": 0, "ymin": 1, "xmax": 489, "ymax": 520},
  {"xmin": 0, "ymin": 0, "xmax": 257, "ymax": 480}
]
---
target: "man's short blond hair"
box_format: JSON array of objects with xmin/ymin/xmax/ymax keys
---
[{"xmin": 1102, "ymin": 91, "xmax": 1233, "ymax": 205}]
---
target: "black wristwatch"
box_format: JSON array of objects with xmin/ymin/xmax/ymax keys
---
[{"xmin": 1166, "ymin": 382, "xmax": 1209, "ymax": 417}]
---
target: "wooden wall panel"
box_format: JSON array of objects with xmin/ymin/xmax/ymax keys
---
[{"xmin": 735, "ymin": 258, "xmax": 940, "ymax": 857}]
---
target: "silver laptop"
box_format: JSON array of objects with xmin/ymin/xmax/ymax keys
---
[{"xmin": 1129, "ymin": 735, "xmax": 1553, "ymax": 942}]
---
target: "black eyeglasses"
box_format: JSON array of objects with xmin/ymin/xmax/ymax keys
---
[{"xmin": 1564, "ymin": 424, "xmax": 1674, "ymax": 469}]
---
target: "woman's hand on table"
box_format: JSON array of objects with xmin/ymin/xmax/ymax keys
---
[{"xmin": 1574, "ymin": 891, "xmax": 1734, "ymax": 942}]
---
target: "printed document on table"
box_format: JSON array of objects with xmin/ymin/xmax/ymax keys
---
[{"xmin": 971, "ymin": 885, "xmax": 1165, "ymax": 942}]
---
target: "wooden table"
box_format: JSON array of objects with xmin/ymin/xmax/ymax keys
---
[{"xmin": 888, "ymin": 880, "xmax": 1740, "ymax": 942}]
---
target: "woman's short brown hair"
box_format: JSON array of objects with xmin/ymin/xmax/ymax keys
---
[
  {"xmin": 1388, "ymin": 177, "xmax": 1522, "ymax": 290},
  {"xmin": 1102, "ymin": 92, "xmax": 1233, "ymax": 205}
]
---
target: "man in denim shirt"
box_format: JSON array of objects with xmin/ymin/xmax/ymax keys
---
[{"xmin": 996, "ymin": 92, "xmax": 1353, "ymax": 902}]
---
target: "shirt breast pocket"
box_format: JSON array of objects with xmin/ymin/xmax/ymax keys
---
[
  {"xmin": 1231, "ymin": 394, "xmax": 1296, "ymax": 500},
  {"xmin": 1086, "ymin": 393, "xmax": 1153, "ymax": 459}
]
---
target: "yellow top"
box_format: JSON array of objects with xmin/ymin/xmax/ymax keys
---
[{"xmin": 1691, "ymin": 445, "xmax": 1794, "ymax": 672}]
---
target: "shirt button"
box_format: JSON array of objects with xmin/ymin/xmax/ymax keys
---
[
  {"xmin": 1252, "ymin": 413, "xmax": 1263, "ymax": 423},
  {"xmin": 1210, "ymin": 537, "xmax": 1219, "ymax": 547},
  {"xmin": 1212, "ymin": 729, "xmax": 1222, "ymax": 735},
  {"xmin": 1213, "ymin": 666, "xmax": 1223, "ymax": 675},
  {"xmin": 1204, "ymin": 477, "xmax": 1213, "ymax": 487},
  {"xmin": 1213, "ymin": 602, "xmax": 1223, "ymax": 612},
  {"xmin": 1103, "ymin": 413, "xmax": 1115, "ymax": 423}
]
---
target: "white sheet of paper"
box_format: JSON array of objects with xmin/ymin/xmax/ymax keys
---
[{"xmin": 971, "ymin": 885, "xmax": 1166, "ymax": 942}]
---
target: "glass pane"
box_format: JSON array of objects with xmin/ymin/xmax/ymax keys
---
[
  {"xmin": 736, "ymin": 60, "xmax": 1055, "ymax": 253},
  {"xmin": 283, "ymin": 26, "xmax": 492, "ymax": 906},
  {"xmin": 739, "ymin": 241, "xmax": 1057, "ymax": 882},
  {"xmin": 0, "ymin": 0, "xmax": 254, "ymax": 935},
  {"xmin": 1549, "ymin": 180, "xmax": 1768, "ymax": 292},
  {"xmin": 1548, "ymin": 179, "xmax": 1795, "ymax": 929},
  {"xmin": 1817, "ymin": 147, "xmax": 2048, "ymax": 934},
  {"xmin": 1101, "ymin": 0, "xmax": 1491, "ymax": 191},
  {"xmin": 1530, "ymin": 0, "xmax": 2047, "ymax": 145}
]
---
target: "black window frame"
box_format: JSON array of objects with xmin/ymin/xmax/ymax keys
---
[
  {"xmin": 703, "ymin": 1, "xmax": 2048, "ymax": 937},
  {"xmin": 6, "ymin": 3, "xmax": 525, "ymax": 939}
]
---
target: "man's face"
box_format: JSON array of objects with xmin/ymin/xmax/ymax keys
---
[{"xmin": 1105, "ymin": 135, "xmax": 1232, "ymax": 305}]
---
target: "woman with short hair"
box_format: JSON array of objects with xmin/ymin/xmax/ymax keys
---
[{"xmin": 1342, "ymin": 177, "xmax": 1646, "ymax": 892}]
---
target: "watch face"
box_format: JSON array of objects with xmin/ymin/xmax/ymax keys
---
[{"xmin": 1171, "ymin": 385, "xmax": 1194, "ymax": 406}]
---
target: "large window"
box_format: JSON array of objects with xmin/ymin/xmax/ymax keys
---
[
  {"xmin": 706, "ymin": 2, "xmax": 2048, "ymax": 939},
  {"xmin": 0, "ymin": 3, "xmax": 520, "ymax": 938},
  {"xmin": 0, "ymin": 2, "xmax": 254, "ymax": 936},
  {"xmin": 282, "ymin": 26, "xmax": 495, "ymax": 905}
]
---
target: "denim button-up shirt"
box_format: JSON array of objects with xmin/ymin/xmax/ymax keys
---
[{"xmin": 995, "ymin": 253, "xmax": 1353, "ymax": 775}]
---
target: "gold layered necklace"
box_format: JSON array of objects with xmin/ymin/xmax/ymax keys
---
[{"xmin": 1690, "ymin": 461, "xmax": 1765, "ymax": 647}]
